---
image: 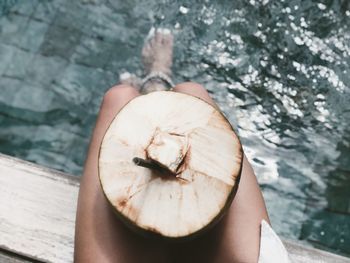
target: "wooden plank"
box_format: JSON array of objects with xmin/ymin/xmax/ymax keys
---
[
  {"xmin": 0, "ymin": 154, "xmax": 79, "ymax": 263},
  {"xmin": 0, "ymin": 252, "xmax": 32, "ymax": 263},
  {"xmin": 0, "ymin": 153, "xmax": 349, "ymax": 263},
  {"xmin": 0, "ymin": 247, "xmax": 41, "ymax": 263}
]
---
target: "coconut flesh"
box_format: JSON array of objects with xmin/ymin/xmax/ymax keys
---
[{"xmin": 98, "ymin": 91, "xmax": 243, "ymax": 239}]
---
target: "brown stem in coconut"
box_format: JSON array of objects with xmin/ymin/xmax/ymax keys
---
[
  {"xmin": 132, "ymin": 157, "xmax": 177, "ymax": 177},
  {"xmin": 132, "ymin": 157, "xmax": 158, "ymax": 170}
]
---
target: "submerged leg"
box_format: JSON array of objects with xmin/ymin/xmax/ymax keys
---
[
  {"xmin": 172, "ymin": 82, "xmax": 270, "ymax": 263},
  {"xmin": 141, "ymin": 28, "xmax": 174, "ymax": 93},
  {"xmin": 74, "ymin": 85, "xmax": 169, "ymax": 263}
]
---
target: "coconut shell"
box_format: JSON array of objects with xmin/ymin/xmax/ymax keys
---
[{"xmin": 98, "ymin": 91, "xmax": 243, "ymax": 239}]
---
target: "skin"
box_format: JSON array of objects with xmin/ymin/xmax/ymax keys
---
[{"xmin": 74, "ymin": 82, "xmax": 270, "ymax": 263}]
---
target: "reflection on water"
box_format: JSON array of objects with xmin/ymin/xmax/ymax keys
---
[{"xmin": 0, "ymin": 0, "xmax": 349, "ymax": 256}]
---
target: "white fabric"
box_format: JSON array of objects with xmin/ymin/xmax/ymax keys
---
[{"xmin": 258, "ymin": 220, "xmax": 291, "ymax": 263}]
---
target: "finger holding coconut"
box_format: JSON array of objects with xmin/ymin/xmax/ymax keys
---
[{"xmin": 98, "ymin": 91, "xmax": 243, "ymax": 239}]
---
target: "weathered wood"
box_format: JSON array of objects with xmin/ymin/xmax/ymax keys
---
[
  {"xmin": 0, "ymin": 154, "xmax": 79, "ymax": 263},
  {"xmin": 0, "ymin": 247, "xmax": 41, "ymax": 263},
  {"xmin": 0, "ymin": 153, "xmax": 349, "ymax": 263},
  {"xmin": 0, "ymin": 252, "xmax": 31, "ymax": 263}
]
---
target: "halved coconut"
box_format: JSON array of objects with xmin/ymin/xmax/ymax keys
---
[{"xmin": 98, "ymin": 91, "xmax": 243, "ymax": 239}]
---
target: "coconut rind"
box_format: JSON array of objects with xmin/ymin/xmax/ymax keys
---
[{"xmin": 98, "ymin": 91, "xmax": 243, "ymax": 239}]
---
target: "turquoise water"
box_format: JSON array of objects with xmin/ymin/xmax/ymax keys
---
[{"xmin": 0, "ymin": 0, "xmax": 350, "ymax": 257}]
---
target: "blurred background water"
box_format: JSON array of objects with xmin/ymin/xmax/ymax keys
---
[{"xmin": 0, "ymin": 0, "xmax": 349, "ymax": 257}]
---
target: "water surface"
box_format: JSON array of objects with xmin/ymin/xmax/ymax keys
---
[{"xmin": 0, "ymin": 0, "xmax": 349, "ymax": 256}]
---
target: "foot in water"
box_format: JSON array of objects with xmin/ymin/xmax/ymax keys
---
[
  {"xmin": 141, "ymin": 28, "xmax": 174, "ymax": 93},
  {"xmin": 142, "ymin": 28, "xmax": 173, "ymax": 76}
]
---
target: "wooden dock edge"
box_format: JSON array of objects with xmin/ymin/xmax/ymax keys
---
[{"xmin": 0, "ymin": 153, "xmax": 349, "ymax": 263}]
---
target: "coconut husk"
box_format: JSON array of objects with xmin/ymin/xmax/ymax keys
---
[{"xmin": 98, "ymin": 91, "xmax": 243, "ymax": 239}]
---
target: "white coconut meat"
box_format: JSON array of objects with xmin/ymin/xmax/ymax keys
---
[{"xmin": 99, "ymin": 91, "xmax": 242, "ymax": 238}]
